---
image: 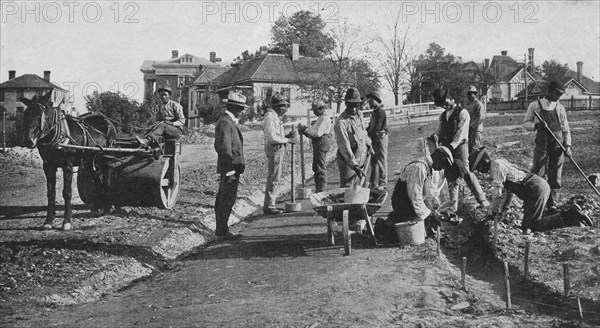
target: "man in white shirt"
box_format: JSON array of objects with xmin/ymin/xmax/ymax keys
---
[
  {"xmin": 262, "ymin": 92, "xmax": 297, "ymax": 214},
  {"xmin": 470, "ymin": 148, "xmax": 592, "ymax": 234},
  {"xmin": 298, "ymin": 99, "xmax": 332, "ymax": 192},
  {"xmin": 522, "ymin": 81, "xmax": 572, "ymax": 214}
]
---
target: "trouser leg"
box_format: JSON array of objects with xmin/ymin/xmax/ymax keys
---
[
  {"xmin": 454, "ymin": 144, "xmax": 487, "ymax": 203},
  {"xmin": 370, "ymin": 135, "xmax": 388, "ymax": 188},
  {"xmin": 264, "ymin": 147, "xmax": 283, "ymax": 209},
  {"xmin": 520, "ymin": 176, "xmax": 550, "ymax": 232},
  {"xmin": 313, "ymin": 143, "xmax": 327, "ymax": 192},
  {"xmin": 546, "ymin": 145, "xmax": 564, "ymax": 208},
  {"xmin": 215, "ymin": 173, "xmax": 240, "ymax": 235},
  {"xmin": 530, "ymin": 133, "xmax": 548, "ymax": 176},
  {"xmin": 337, "ymin": 153, "xmax": 354, "ymax": 188}
]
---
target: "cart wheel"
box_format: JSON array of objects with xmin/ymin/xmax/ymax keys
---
[
  {"xmin": 343, "ymin": 210, "xmax": 351, "ymax": 256},
  {"xmin": 326, "ymin": 206, "xmax": 335, "ymax": 246}
]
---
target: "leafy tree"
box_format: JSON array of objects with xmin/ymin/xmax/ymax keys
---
[
  {"xmin": 231, "ymin": 47, "xmax": 267, "ymax": 67},
  {"xmin": 85, "ymin": 91, "xmax": 154, "ymax": 134},
  {"xmin": 542, "ymin": 59, "xmax": 569, "ymax": 83},
  {"xmin": 270, "ymin": 10, "xmax": 335, "ymax": 58}
]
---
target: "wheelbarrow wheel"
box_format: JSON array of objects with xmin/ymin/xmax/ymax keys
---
[
  {"xmin": 343, "ymin": 210, "xmax": 351, "ymax": 256},
  {"xmin": 327, "ymin": 206, "xmax": 335, "ymax": 246}
]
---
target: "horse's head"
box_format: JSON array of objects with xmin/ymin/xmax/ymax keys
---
[{"xmin": 20, "ymin": 91, "xmax": 53, "ymax": 148}]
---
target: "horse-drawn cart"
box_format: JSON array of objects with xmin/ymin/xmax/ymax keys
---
[
  {"xmin": 310, "ymin": 188, "xmax": 387, "ymax": 255},
  {"xmin": 73, "ymin": 138, "xmax": 181, "ymax": 209}
]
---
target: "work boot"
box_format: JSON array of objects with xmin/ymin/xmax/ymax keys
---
[
  {"xmin": 548, "ymin": 189, "xmax": 560, "ymax": 209},
  {"xmin": 561, "ymin": 204, "xmax": 594, "ymax": 227}
]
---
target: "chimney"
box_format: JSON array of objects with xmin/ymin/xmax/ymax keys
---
[
  {"xmin": 501, "ymin": 50, "xmax": 507, "ymax": 56},
  {"xmin": 576, "ymin": 61, "xmax": 583, "ymax": 82},
  {"xmin": 8, "ymin": 70, "xmax": 16, "ymax": 80},
  {"xmin": 292, "ymin": 39, "xmax": 300, "ymax": 61},
  {"xmin": 209, "ymin": 51, "xmax": 216, "ymax": 63},
  {"xmin": 484, "ymin": 58, "xmax": 489, "ymax": 69},
  {"xmin": 43, "ymin": 70, "xmax": 51, "ymax": 82},
  {"xmin": 260, "ymin": 46, "xmax": 268, "ymax": 56},
  {"xmin": 528, "ymin": 48, "xmax": 535, "ymax": 73},
  {"xmin": 172, "ymin": 50, "xmax": 179, "ymax": 58}
]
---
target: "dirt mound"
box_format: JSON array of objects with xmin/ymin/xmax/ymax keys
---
[{"xmin": 0, "ymin": 147, "xmax": 43, "ymax": 170}]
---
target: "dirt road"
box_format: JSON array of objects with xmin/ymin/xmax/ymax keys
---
[{"xmin": 3, "ymin": 122, "xmax": 579, "ymax": 328}]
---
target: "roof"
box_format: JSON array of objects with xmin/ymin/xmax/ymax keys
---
[
  {"xmin": 190, "ymin": 66, "xmax": 232, "ymax": 86},
  {"xmin": 140, "ymin": 53, "xmax": 226, "ymax": 72},
  {"xmin": 0, "ymin": 74, "xmax": 67, "ymax": 91},
  {"xmin": 211, "ymin": 54, "xmax": 329, "ymax": 88},
  {"xmin": 559, "ymin": 69, "xmax": 600, "ymax": 94}
]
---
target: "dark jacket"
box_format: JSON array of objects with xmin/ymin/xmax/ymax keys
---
[
  {"xmin": 366, "ymin": 105, "xmax": 388, "ymax": 140},
  {"xmin": 214, "ymin": 113, "xmax": 245, "ymax": 175}
]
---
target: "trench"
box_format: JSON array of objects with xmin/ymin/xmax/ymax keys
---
[{"xmin": 440, "ymin": 217, "xmax": 599, "ymax": 324}]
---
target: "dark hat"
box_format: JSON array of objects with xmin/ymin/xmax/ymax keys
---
[
  {"xmin": 432, "ymin": 146, "xmax": 454, "ymax": 167},
  {"xmin": 548, "ymin": 81, "xmax": 565, "ymax": 94},
  {"xmin": 156, "ymin": 85, "xmax": 172, "ymax": 95},
  {"xmin": 433, "ymin": 88, "xmax": 449, "ymax": 107},
  {"xmin": 366, "ymin": 91, "xmax": 382, "ymax": 103},
  {"xmin": 271, "ymin": 92, "xmax": 289, "ymax": 106},
  {"xmin": 469, "ymin": 147, "xmax": 491, "ymax": 172},
  {"xmin": 344, "ymin": 87, "xmax": 362, "ymax": 103},
  {"xmin": 223, "ymin": 91, "xmax": 248, "ymax": 109}
]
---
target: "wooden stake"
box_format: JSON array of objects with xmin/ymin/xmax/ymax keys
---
[
  {"xmin": 300, "ymin": 133, "xmax": 305, "ymax": 188},
  {"xmin": 563, "ymin": 263, "xmax": 570, "ymax": 297},
  {"xmin": 503, "ymin": 261, "xmax": 512, "ymax": 309},
  {"xmin": 461, "ymin": 257, "xmax": 467, "ymax": 289},
  {"xmin": 291, "ymin": 126, "xmax": 296, "ymax": 204},
  {"xmin": 436, "ymin": 226, "xmax": 441, "ymax": 258},
  {"xmin": 524, "ymin": 241, "xmax": 530, "ymax": 279},
  {"xmin": 494, "ymin": 215, "xmax": 499, "ymax": 255},
  {"xmin": 577, "ymin": 297, "xmax": 584, "ymax": 322}
]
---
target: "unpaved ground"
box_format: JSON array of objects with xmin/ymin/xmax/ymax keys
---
[{"xmin": 1, "ymin": 112, "xmax": 599, "ymax": 327}]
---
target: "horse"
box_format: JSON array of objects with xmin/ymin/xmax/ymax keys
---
[{"xmin": 21, "ymin": 91, "xmax": 117, "ymax": 230}]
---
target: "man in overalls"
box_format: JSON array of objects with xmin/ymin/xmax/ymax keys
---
[
  {"xmin": 469, "ymin": 148, "xmax": 592, "ymax": 234},
  {"xmin": 522, "ymin": 81, "xmax": 571, "ymax": 214},
  {"xmin": 298, "ymin": 99, "xmax": 332, "ymax": 192},
  {"xmin": 433, "ymin": 88, "xmax": 489, "ymax": 212}
]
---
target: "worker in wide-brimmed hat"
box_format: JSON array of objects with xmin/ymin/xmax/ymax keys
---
[
  {"xmin": 377, "ymin": 146, "xmax": 455, "ymax": 243},
  {"xmin": 138, "ymin": 85, "xmax": 186, "ymax": 147},
  {"xmin": 432, "ymin": 87, "xmax": 489, "ymax": 213},
  {"xmin": 262, "ymin": 92, "xmax": 297, "ymax": 214},
  {"xmin": 298, "ymin": 99, "xmax": 332, "ymax": 192},
  {"xmin": 522, "ymin": 81, "xmax": 571, "ymax": 215},
  {"xmin": 365, "ymin": 91, "xmax": 388, "ymax": 190},
  {"xmin": 334, "ymin": 87, "xmax": 372, "ymax": 187},
  {"xmin": 470, "ymin": 148, "xmax": 592, "ymax": 234},
  {"xmin": 214, "ymin": 91, "xmax": 248, "ymax": 240},
  {"xmin": 464, "ymin": 85, "xmax": 485, "ymax": 154}
]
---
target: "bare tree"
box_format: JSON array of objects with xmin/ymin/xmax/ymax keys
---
[{"xmin": 375, "ymin": 12, "xmax": 413, "ymax": 106}]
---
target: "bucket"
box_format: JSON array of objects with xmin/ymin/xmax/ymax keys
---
[{"xmin": 394, "ymin": 220, "xmax": 426, "ymax": 246}]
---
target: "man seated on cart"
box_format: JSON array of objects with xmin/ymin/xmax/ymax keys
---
[
  {"xmin": 376, "ymin": 146, "xmax": 454, "ymax": 243},
  {"xmin": 138, "ymin": 85, "xmax": 186, "ymax": 148}
]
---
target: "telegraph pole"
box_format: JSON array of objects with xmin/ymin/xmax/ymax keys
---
[{"xmin": 524, "ymin": 53, "xmax": 529, "ymax": 101}]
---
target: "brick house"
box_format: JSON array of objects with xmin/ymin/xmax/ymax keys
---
[
  {"xmin": 140, "ymin": 50, "xmax": 228, "ymax": 122},
  {"xmin": 485, "ymin": 50, "xmax": 541, "ymax": 102}
]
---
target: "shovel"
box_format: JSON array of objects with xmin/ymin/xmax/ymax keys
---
[{"xmin": 344, "ymin": 153, "xmax": 371, "ymax": 204}]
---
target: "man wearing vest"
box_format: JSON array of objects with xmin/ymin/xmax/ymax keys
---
[
  {"xmin": 378, "ymin": 146, "xmax": 455, "ymax": 243},
  {"xmin": 522, "ymin": 81, "xmax": 572, "ymax": 214},
  {"xmin": 470, "ymin": 148, "xmax": 592, "ymax": 234},
  {"xmin": 298, "ymin": 99, "xmax": 332, "ymax": 192},
  {"xmin": 433, "ymin": 88, "xmax": 489, "ymax": 212}
]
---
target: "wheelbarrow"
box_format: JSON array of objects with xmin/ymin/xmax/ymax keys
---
[{"xmin": 309, "ymin": 188, "xmax": 388, "ymax": 255}]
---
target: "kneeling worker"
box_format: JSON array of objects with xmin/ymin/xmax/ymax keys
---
[
  {"xmin": 298, "ymin": 99, "xmax": 332, "ymax": 192},
  {"xmin": 469, "ymin": 148, "xmax": 593, "ymax": 234},
  {"xmin": 378, "ymin": 146, "xmax": 454, "ymax": 242}
]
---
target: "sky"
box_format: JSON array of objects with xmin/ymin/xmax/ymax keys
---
[{"xmin": 2, "ymin": 1, "xmax": 599, "ymax": 110}]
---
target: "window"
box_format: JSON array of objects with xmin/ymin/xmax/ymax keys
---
[
  {"xmin": 281, "ymin": 87, "xmax": 291, "ymax": 104},
  {"xmin": 262, "ymin": 87, "xmax": 273, "ymax": 106},
  {"xmin": 492, "ymin": 85, "xmax": 502, "ymax": 100}
]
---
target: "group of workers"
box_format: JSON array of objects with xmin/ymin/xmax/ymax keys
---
[{"xmin": 146, "ymin": 80, "xmax": 593, "ymax": 241}]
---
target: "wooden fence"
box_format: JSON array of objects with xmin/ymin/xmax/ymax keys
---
[{"xmin": 487, "ymin": 96, "xmax": 600, "ymax": 112}]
